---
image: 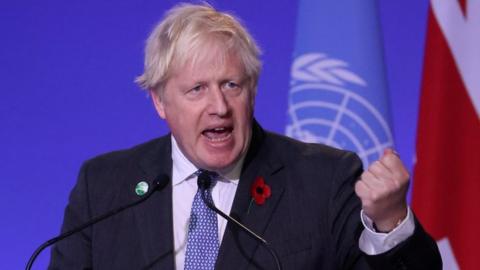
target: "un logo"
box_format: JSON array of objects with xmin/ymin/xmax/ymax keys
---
[{"xmin": 286, "ymin": 53, "xmax": 393, "ymax": 167}]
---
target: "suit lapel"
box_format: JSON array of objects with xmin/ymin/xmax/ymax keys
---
[
  {"xmin": 216, "ymin": 122, "xmax": 286, "ymax": 269},
  {"xmin": 133, "ymin": 136, "xmax": 175, "ymax": 269},
  {"xmin": 127, "ymin": 123, "xmax": 285, "ymax": 269}
]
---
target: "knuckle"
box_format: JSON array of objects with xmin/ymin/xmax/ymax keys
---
[
  {"xmin": 371, "ymin": 163, "xmax": 381, "ymax": 172},
  {"xmin": 354, "ymin": 182, "xmax": 368, "ymax": 197},
  {"xmin": 383, "ymin": 155, "xmax": 398, "ymax": 168},
  {"xmin": 391, "ymin": 181, "xmax": 401, "ymax": 191},
  {"xmin": 354, "ymin": 181, "xmax": 362, "ymax": 192},
  {"xmin": 368, "ymin": 163, "xmax": 382, "ymax": 175},
  {"xmin": 393, "ymin": 171, "xmax": 409, "ymax": 184},
  {"xmin": 362, "ymin": 200, "xmax": 373, "ymax": 208},
  {"xmin": 362, "ymin": 171, "xmax": 372, "ymax": 181},
  {"xmin": 370, "ymin": 192, "xmax": 381, "ymax": 202}
]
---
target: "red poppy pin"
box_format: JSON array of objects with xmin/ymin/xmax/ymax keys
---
[{"xmin": 250, "ymin": 176, "xmax": 271, "ymax": 205}]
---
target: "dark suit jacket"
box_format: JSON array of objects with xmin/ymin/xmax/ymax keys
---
[{"xmin": 49, "ymin": 121, "xmax": 441, "ymax": 269}]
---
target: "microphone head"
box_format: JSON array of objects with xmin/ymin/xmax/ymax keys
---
[
  {"xmin": 153, "ymin": 174, "xmax": 169, "ymax": 191},
  {"xmin": 197, "ymin": 170, "xmax": 212, "ymax": 190}
]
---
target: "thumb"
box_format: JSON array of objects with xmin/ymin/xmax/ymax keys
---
[{"xmin": 383, "ymin": 148, "xmax": 394, "ymax": 156}]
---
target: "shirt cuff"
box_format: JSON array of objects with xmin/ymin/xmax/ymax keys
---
[{"xmin": 358, "ymin": 207, "xmax": 415, "ymax": 255}]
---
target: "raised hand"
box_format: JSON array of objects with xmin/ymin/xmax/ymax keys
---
[{"xmin": 354, "ymin": 149, "xmax": 410, "ymax": 232}]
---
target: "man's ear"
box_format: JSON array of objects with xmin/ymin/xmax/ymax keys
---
[{"xmin": 150, "ymin": 89, "xmax": 166, "ymax": 119}]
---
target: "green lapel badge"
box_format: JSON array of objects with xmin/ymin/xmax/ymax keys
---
[{"xmin": 135, "ymin": 181, "xmax": 149, "ymax": 196}]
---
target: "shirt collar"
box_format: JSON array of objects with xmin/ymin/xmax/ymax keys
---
[
  {"xmin": 171, "ymin": 136, "xmax": 198, "ymax": 186},
  {"xmin": 170, "ymin": 135, "xmax": 245, "ymax": 186}
]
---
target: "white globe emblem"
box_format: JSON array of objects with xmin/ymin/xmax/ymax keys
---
[{"xmin": 286, "ymin": 53, "xmax": 393, "ymax": 166}]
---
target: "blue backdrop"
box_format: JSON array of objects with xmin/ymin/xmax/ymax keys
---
[{"xmin": 0, "ymin": 1, "xmax": 429, "ymax": 269}]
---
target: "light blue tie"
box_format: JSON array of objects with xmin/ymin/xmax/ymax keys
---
[{"xmin": 184, "ymin": 170, "xmax": 219, "ymax": 270}]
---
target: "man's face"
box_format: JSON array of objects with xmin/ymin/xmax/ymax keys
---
[{"xmin": 151, "ymin": 46, "xmax": 254, "ymax": 172}]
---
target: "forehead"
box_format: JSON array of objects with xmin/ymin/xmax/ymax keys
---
[{"xmin": 171, "ymin": 39, "xmax": 246, "ymax": 80}]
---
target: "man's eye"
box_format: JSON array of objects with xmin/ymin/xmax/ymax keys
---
[
  {"xmin": 190, "ymin": 85, "xmax": 202, "ymax": 92},
  {"xmin": 224, "ymin": 81, "xmax": 239, "ymax": 89},
  {"xmin": 184, "ymin": 84, "xmax": 205, "ymax": 99},
  {"xmin": 186, "ymin": 85, "xmax": 204, "ymax": 95}
]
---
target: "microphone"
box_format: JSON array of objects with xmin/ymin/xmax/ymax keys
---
[
  {"xmin": 197, "ymin": 171, "xmax": 283, "ymax": 270},
  {"xmin": 26, "ymin": 174, "xmax": 170, "ymax": 270}
]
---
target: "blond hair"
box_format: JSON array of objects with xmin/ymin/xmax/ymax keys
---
[{"xmin": 135, "ymin": 2, "xmax": 262, "ymax": 94}]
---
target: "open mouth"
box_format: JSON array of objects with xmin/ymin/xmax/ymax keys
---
[{"xmin": 202, "ymin": 126, "xmax": 233, "ymax": 142}]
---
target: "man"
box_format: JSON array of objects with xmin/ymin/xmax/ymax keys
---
[{"xmin": 49, "ymin": 3, "xmax": 441, "ymax": 269}]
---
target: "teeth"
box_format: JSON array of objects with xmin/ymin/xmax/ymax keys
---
[
  {"xmin": 202, "ymin": 126, "xmax": 232, "ymax": 142},
  {"xmin": 207, "ymin": 133, "xmax": 232, "ymax": 142}
]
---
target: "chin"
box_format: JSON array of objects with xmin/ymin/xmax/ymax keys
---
[
  {"xmin": 204, "ymin": 160, "xmax": 234, "ymax": 171},
  {"xmin": 201, "ymin": 154, "xmax": 238, "ymax": 171}
]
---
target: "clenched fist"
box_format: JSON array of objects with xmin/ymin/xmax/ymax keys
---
[{"xmin": 354, "ymin": 149, "xmax": 409, "ymax": 232}]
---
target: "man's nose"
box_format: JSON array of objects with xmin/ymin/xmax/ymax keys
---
[{"xmin": 207, "ymin": 86, "xmax": 229, "ymax": 117}]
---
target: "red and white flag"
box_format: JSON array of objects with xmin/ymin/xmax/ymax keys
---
[{"xmin": 412, "ymin": 0, "xmax": 480, "ymax": 269}]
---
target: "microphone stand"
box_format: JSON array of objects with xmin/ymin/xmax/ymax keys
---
[
  {"xmin": 25, "ymin": 175, "xmax": 169, "ymax": 270},
  {"xmin": 198, "ymin": 171, "xmax": 283, "ymax": 270}
]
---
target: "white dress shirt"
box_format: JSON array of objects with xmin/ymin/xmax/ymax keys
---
[
  {"xmin": 359, "ymin": 207, "xmax": 415, "ymax": 254},
  {"xmin": 170, "ymin": 135, "xmax": 415, "ymax": 269},
  {"xmin": 171, "ymin": 136, "xmax": 244, "ymax": 270}
]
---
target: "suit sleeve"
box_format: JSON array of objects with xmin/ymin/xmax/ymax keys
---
[
  {"xmin": 48, "ymin": 161, "xmax": 93, "ymax": 270},
  {"xmin": 328, "ymin": 151, "xmax": 442, "ymax": 269}
]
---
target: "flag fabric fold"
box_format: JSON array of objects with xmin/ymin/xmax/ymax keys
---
[
  {"xmin": 286, "ymin": 0, "xmax": 393, "ymax": 168},
  {"xmin": 413, "ymin": 1, "xmax": 480, "ymax": 269}
]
